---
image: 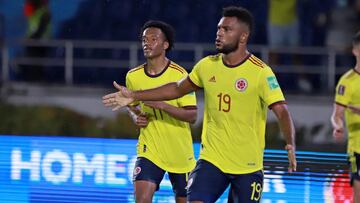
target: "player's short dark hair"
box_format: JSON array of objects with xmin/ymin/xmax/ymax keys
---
[
  {"xmin": 353, "ymin": 31, "xmax": 360, "ymax": 46},
  {"xmin": 222, "ymin": 6, "xmax": 253, "ymax": 33},
  {"xmin": 141, "ymin": 20, "xmax": 175, "ymax": 52}
]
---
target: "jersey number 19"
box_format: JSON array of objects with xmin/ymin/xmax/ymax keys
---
[{"xmin": 217, "ymin": 93, "xmax": 231, "ymax": 112}]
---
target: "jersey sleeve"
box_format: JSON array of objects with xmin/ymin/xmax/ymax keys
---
[
  {"xmin": 177, "ymin": 91, "xmax": 197, "ymax": 107},
  {"xmin": 335, "ymin": 76, "xmax": 351, "ymax": 106},
  {"xmin": 188, "ymin": 60, "xmax": 204, "ymax": 88},
  {"xmin": 125, "ymin": 73, "xmax": 140, "ymax": 107},
  {"xmin": 259, "ymin": 66, "xmax": 285, "ymax": 106}
]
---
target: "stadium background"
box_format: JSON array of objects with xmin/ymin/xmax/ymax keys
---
[{"xmin": 0, "ymin": 0, "xmax": 358, "ymax": 202}]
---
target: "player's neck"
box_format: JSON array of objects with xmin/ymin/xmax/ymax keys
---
[
  {"xmin": 146, "ymin": 56, "xmax": 169, "ymax": 75},
  {"xmin": 222, "ymin": 47, "xmax": 249, "ymax": 66},
  {"xmin": 355, "ymin": 64, "xmax": 360, "ymax": 73}
]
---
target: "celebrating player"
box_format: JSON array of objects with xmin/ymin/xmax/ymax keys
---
[{"xmin": 103, "ymin": 7, "xmax": 296, "ymax": 203}]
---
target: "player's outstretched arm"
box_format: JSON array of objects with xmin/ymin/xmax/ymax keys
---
[
  {"xmin": 102, "ymin": 77, "xmax": 198, "ymax": 111},
  {"xmin": 271, "ymin": 103, "xmax": 297, "ymax": 173},
  {"xmin": 133, "ymin": 77, "xmax": 197, "ymax": 101}
]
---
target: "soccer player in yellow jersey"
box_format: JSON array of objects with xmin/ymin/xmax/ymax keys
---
[
  {"xmin": 119, "ymin": 21, "xmax": 197, "ymax": 203},
  {"xmin": 103, "ymin": 7, "xmax": 297, "ymax": 203},
  {"xmin": 331, "ymin": 31, "xmax": 360, "ymax": 203}
]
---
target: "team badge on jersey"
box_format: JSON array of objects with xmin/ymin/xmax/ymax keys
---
[
  {"xmin": 338, "ymin": 85, "xmax": 345, "ymax": 95},
  {"xmin": 235, "ymin": 78, "xmax": 248, "ymax": 92},
  {"xmin": 133, "ymin": 166, "xmax": 141, "ymax": 176},
  {"xmin": 267, "ymin": 76, "xmax": 279, "ymax": 90}
]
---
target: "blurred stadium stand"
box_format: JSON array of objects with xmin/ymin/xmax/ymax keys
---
[
  {"xmin": 0, "ymin": 0, "xmax": 356, "ymax": 94},
  {"xmin": 0, "ymin": 39, "xmax": 353, "ymax": 94}
]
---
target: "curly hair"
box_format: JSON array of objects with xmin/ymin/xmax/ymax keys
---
[{"xmin": 141, "ymin": 20, "xmax": 175, "ymax": 52}]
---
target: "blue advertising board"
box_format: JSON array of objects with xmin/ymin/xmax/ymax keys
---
[{"xmin": 0, "ymin": 135, "xmax": 353, "ymax": 203}]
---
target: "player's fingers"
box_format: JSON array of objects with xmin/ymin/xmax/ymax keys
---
[
  {"xmin": 103, "ymin": 97, "xmax": 116, "ymax": 105},
  {"xmin": 287, "ymin": 150, "xmax": 296, "ymax": 173},
  {"xmin": 289, "ymin": 159, "xmax": 297, "ymax": 172},
  {"xmin": 102, "ymin": 97, "xmax": 114, "ymax": 104},
  {"xmin": 113, "ymin": 81, "xmax": 123, "ymax": 91},
  {"xmin": 136, "ymin": 120, "xmax": 147, "ymax": 125},
  {"xmin": 137, "ymin": 114, "xmax": 146, "ymax": 119},
  {"xmin": 136, "ymin": 121, "xmax": 148, "ymax": 127},
  {"xmin": 288, "ymin": 163, "xmax": 295, "ymax": 172},
  {"xmin": 104, "ymin": 102, "xmax": 115, "ymax": 107},
  {"xmin": 137, "ymin": 117, "xmax": 148, "ymax": 123},
  {"xmin": 103, "ymin": 99, "xmax": 114, "ymax": 106},
  {"xmin": 102, "ymin": 93, "xmax": 116, "ymax": 100}
]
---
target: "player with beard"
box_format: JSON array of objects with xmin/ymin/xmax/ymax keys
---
[{"xmin": 103, "ymin": 7, "xmax": 296, "ymax": 203}]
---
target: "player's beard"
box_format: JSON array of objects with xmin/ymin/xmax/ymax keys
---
[{"xmin": 216, "ymin": 39, "xmax": 239, "ymax": 54}]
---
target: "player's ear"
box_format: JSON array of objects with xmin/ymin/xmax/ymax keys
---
[
  {"xmin": 163, "ymin": 41, "xmax": 169, "ymax": 51},
  {"xmin": 240, "ymin": 32, "xmax": 249, "ymax": 44},
  {"xmin": 352, "ymin": 46, "xmax": 359, "ymax": 57}
]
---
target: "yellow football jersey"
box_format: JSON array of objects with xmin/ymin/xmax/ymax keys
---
[
  {"xmin": 188, "ymin": 54, "xmax": 285, "ymax": 174},
  {"xmin": 126, "ymin": 61, "xmax": 197, "ymax": 173},
  {"xmin": 335, "ymin": 69, "xmax": 360, "ymax": 154}
]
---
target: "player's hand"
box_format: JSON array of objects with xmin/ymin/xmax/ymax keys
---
[
  {"xmin": 348, "ymin": 105, "xmax": 360, "ymax": 115},
  {"xmin": 285, "ymin": 144, "xmax": 297, "ymax": 173},
  {"xmin": 332, "ymin": 126, "xmax": 345, "ymax": 142},
  {"xmin": 134, "ymin": 112, "xmax": 149, "ymax": 128},
  {"xmin": 127, "ymin": 107, "xmax": 148, "ymax": 128},
  {"xmin": 102, "ymin": 81, "xmax": 134, "ymax": 111},
  {"xmin": 143, "ymin": 101, "xmax": 166, "ymax": 110}
]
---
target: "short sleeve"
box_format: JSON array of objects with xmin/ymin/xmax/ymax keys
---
[
  {"xmin": 188, "ymin": 60, "xmax": 204, "ymax": 88},
  {"xmin": 335, "ymin": 76, "xmax": 351, "ymax": 106},
  {"xmin": 125, "ymin": 73, "xmax": 140, "ymax": 107},
  {"xmin": 177, "ymin": 91, "xmax": 197, "ymax": 107},
  {"xmin": 259, "ymin": 66, "xmax": 285, "ymax": 106}
]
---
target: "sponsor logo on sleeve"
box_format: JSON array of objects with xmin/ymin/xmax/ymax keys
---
[
  {"xmin": 267, "ymin": 76, "xmax": 279, "ymax": 90},
  {"xmin": 338, "ymin": 85, "xmax": 345, "ymax": 95}
]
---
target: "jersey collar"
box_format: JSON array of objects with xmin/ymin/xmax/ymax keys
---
[
  {"xmin": 353, "ymin": 68, "xmax": 360, "ymax": 75},
  {"xmin": 222, "ymin": 53, "xmax": 251, "ymax": 68},
  {"xmin": 144, "ymin": 60, "xmax": 171, "ymax": 78}
]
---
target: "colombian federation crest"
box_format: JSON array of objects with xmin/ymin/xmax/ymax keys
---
[
  {"xmin": 133, "ymin": 166, "xmax": 141, "ymax": 176},
  {"xmin": 235, "ymin": 78, "xmax": 248, "ymax": 92}
]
